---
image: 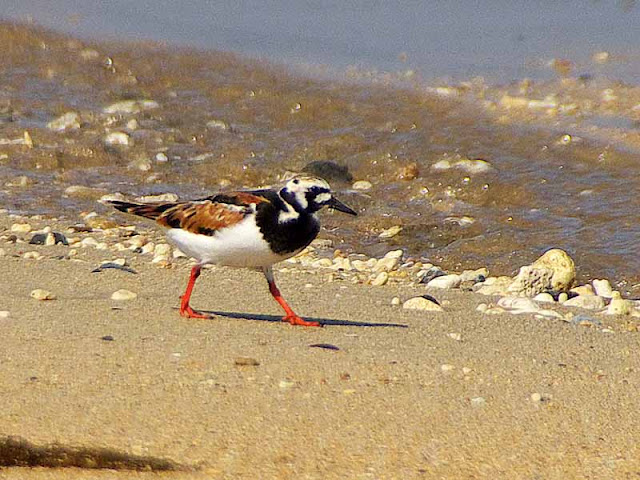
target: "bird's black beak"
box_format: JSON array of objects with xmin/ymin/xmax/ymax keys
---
[{"xmin": 327, "ymin": 197, "xmax": 357, "ymax": 216}]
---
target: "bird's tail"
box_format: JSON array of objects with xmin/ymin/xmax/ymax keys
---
[{"xmin": 105, "ymin": 200, "xmax": 176, "ymax": 220}]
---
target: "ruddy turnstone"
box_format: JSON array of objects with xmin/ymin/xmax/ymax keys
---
[{"xmin": 105, "ymin": 175, "xmax": 356, "ymax": 327}]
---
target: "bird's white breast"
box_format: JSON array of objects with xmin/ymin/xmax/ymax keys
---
[{"xmin": 166, "ymin": 216, "xmax": 297, "ymax": 267}]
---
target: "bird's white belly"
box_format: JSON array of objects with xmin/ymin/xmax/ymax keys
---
[{"xmin": 166, "ymin": 217, "xmax": 295, "ymax": 267}]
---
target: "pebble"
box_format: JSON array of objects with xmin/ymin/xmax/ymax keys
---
[
  {"xmin": 470, "ymin": 397, "xmax": 486, "ymax": 407},
  {"xmin": 23, "ymin": 251, "xmax": 44, "ymax": 260},
  {"xmin": 571, "ymin": 285, "xmax": 595, "ymax": 296},
  {"xmin": 352, "ymin": 180, "xmax": 372, "ymax": 190},
  {"xmin": 0, "ymin": 311, "xmax": 10, "ymax": 319},
  {"xmin": 418, "ymin": 266, "xmax": 446, "ymax": 284},
  {"xmin": 530, "ymin": 392, "xmax": 543, "ymax": 402},
  {"xmin": 497, "ymin": 296, "xmax": 539, "ymax": 312},
  {"xmin": 154, "ymin": 244, "xmax": 172, "ymax": 256},
  {"xmin": 475, "ymin": 276, "xmax": 512, "ymax": 296},
  {"xmin": 402, "ymin": 296, "xmax": 444, "ymax": 311},
  {"xmin": 11, "ymin": 223, "xmax": 32, "ymax": 233},
  {"xmin": 371, "ymin": 272, "xmax": 389, "ymax": 286},
  {"xmin": 440, "ymin": 364, "xmax": 455, "ymax": 372},
  {"xmin": 140, "ymin": 242, "xmax": 156, "ymax": 255},
  {"xmin": 460, "ymin": 268, "xmax": 488, "ymax": 283},
  {"xmin": 206, "ymin": 119, "xmax": 229, "ymax": 130},
  {"xmin": 563, "ymin": 295, "xmax": 605, "ymax": 310},
  {"xmin": 448, "ymin": 332, "xmax": 462, "ymax": 341},
  {"xmin": 111, "ymin": 289, "xmax": 137, "ymax": 301},
  {"xmin": 155, "ymin": 152, "xmax": 169, "ymax": 163},
  {"xmin": 533, "ymin": 293, "xmax": 555, "ymax": 303},
  {"xmin": 30, "ymin": 289, "xmax": 56, "ymax": 301},
  {"xmin": 279, "ymin": 380, "xmax": 295, "ymax": 390},
  {"xmin": 104, "ymin": 132, "xmax": 131, "ymax": 146},
  {"xmin": 606, "ymin": 292, "xmax": 633, "ymax": 316},
  {"xmin": 592, "ymin": 279, "xmax": 613, "ymax": 298},
  {"xmin": 378, "ymin": 225, "xmax": 402, "ymax": 239},
  {"xmin": 103, "ymin": 99, "xmax": 160, "ymax": 114},
  {"xmin": 391, "ymin": 297, "xmax": 401, "ymax": 306},
  {"xmin": 375, "ymin": 257, "xmax": 400, "ymax": 273},
  {"xmin": 47, "ymin": 112, "xmax": 81, "ymax": 132},
  {"xmin": 426, "ymin": 274, "xmax": 461, "ymax": 289}
]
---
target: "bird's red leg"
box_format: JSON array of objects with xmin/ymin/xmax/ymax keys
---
[
  {"xmin": 263, "ymin": 267, "xmax": 320, "ymax": 327},
  {"xmin": 179, "ymin": 265, "xmax": 212, "ymax": 319}
]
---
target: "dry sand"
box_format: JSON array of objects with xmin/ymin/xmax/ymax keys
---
[{"xmin": 1, "ymin": 233, "xmax": 640, "ymax": 480}]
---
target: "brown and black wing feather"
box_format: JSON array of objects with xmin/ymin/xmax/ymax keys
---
[{"xmin": 107, "ymin": 192, "xmax": 271, "ymax": 236}]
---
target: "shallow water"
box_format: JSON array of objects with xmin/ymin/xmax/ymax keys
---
[
  {"xmin": 1, "ymin": 24, "xmax": 640, "ymax": 293},
  {"xmin": 3, "ymin": 1, "xmax": 640, "ymax": 84}
]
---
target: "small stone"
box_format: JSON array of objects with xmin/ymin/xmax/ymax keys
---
[
  {"xmin": 440, "ymin": 364, "xmax": 455, "ymax": 372},
  {"xmin": 533, "ymin": 293, "xmax": 555, "ymax": 303},
  {"xmin": 104, "ymin": 131, "xmax": 131, "ymax": 146},
  {"xmin": 448, "ymin": 332, "xmax": 462, "ymax": 341},
  {"xmin": 0, "ymin": 311, "xmax": 10, "ymax": 318},
  {"xmin": 426, "ymin": 274, "xmax": 461, "ymax": 289},
  {"xmin": 563, "ymin": 295, "xmax": 605, "ymax": 310},
  {"xmin": 371, "ymin": 272, "xmax": 389, "ymax": 286},
  {"xmin": 396, "ymin": 162, "xmax": 419, "ymax": 180},
  {"xmin": 403, "ymin": 296, "xmax": 444, "ymax": 311},
  {"xmin": 151, "ymin": 254, "xmax": 170, "ymax": 264},
  {"xmin": 378, "ymin": 225, "xmax": 402, "ymax": 239},
  {"xmin": 571, "ymin": 285, "xmax": 595, "ymax": 296},
  {"xmin": 352, "ymin": 180, "xmax": 372, "ymax": 190},
  {"xmin": 508, "ymin": 265, "xmax": 554, "ymax": 297},
  {"xmin": 460, "ymin": 268, "xmax": 488, "ymax": 283},
  {"xmin": 475, "ymin": 276, "xmax": 512, "ymax": 296},
  {"xmin": 391, "ymin": 297, "xmax": 401, "ymax": 306},
  {"xmin": 155, "ymin": 152, "xmax": 169, "ymax": 163},
  {"xmin": 470, "ymin": 397, "xmax": 486, "ymax": 407},
  {"xmin": 235, "ymin": 357, "xmax": 260, "ymax": 366},
  {"xmin": 375, "ymin": 257, "xmax": 399, "ymax": 273},
  {"xmin": 111, "ymin": 289, "xmax": 137, "ymax": 301},
  {"xmin": 593, "ymin": 51, "xmax": 610, "ymax": 64},
  {"xmin": 606, "ymin": 292, "xmax": 633, "ymax": 316},
  {"xmin": 462, "ymin": 367, "xmax": 472, "ymax": 375},
  {"xmin": 206, "ymin": 119, "xmax": 229, "ymax": 130},
  {"xmin": 23, "ymin": 251, "xmax": 44, "ymax": 260},
  {"xmin": 103, "ymin": 99, "xmax": 160, "ymax": 114},
  {"xmin": 140, "ymin": 242, "xmax": 155, "ymax": 255},
  {"xmin": 30, "ymin": 289, "xmax": 56, "ymax": 301},
  {"xmin": 47, "ymin": 112, "xmax": 81, "ymax": 132},
  {"xmin": 531, "ymin": 392, "xmax": 543, "ymax": 402},
  {"xmin": 558, "ymin": 293, "xmax": 568, "ymax": 303},
  {"xmin": 302, "ymin": 160, "xmax": 352, "ymax": 183},
  {"xmin": 154, "ymin": 244, "xmax": 172, "ymax": 256},
  {"xmin": 592, "ymin": 279, "xmax": 613, "ymax": 298},
  {"xmin": 11, "ymin": 223, "xmax": 32, "ymax": 233},
  {"xmin": 279, "ymin": 379, "xmax": 295, "ymax": 390},
  {"xmin": 497, "ymin": 296, "xmax": 539, "ymax": 313}
]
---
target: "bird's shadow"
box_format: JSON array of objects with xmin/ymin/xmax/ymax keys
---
[{"xmin": 202, "ymin": 310, "xmax": 408, "ymax": 328}]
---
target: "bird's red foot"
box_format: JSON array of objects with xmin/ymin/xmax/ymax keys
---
[
  {"xmin": 283, "ymin": 314, "xmax": 321, "ymax": 327},
  {"xmin": 180, "ymin": 304, "xmax": 213, "ymax": 319}
]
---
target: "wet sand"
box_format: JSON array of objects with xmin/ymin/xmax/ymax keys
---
[{"xmin": 1, "ymin": 215, "xmax": 640, "ymax": 479}]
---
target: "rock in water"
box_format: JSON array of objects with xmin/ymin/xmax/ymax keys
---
[{"xmin": 302, "ymin": 160, "xmax": 352, "ymax": 183}]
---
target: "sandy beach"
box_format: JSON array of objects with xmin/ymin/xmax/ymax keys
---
[{"xmin": 1, "ymin": 212, "xmax": 640, "ymax": 480}]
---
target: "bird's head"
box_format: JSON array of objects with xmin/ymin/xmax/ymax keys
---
[{"xmin": 280, "ymin": 175, "xmax": 357, "ymax": 216}]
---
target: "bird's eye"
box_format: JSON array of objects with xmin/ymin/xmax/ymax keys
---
[{"xmin": 293, "ymin": 179, "xmax": 299, "ymax": 184}]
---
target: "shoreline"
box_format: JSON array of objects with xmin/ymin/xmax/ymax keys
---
[{"xmin": 1, "ymin": 212, "xmax": 640, "ymax": 478}]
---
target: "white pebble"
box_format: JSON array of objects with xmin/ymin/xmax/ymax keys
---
[
  {"xmin": 103, "ymin": 99, "xmax": 159, "ymax": 114},
  {"xmin": 30, "ymin": 289, "xmax": 56, "ymax": 301},
  {"xmin": 592, "ymin": 279, "xmax": 613, "ymax": 298},
  {"xmin": 497, "ymin": 296, "xmax": 539, "ymax": 312},
  {"xmin": 531, "ymin": 392, "xmax": 542, "ymax": 402},
  {"xmin": 533, "ymin": 292, "xmax": 555, "ymax": 303},
  {"xmin": 470, "ymin": 397, "xmax": 486, "ymax": 407},
  {"xmin": 448, "ymin": 332, "xmax": 462, "ymax": 341},
  {"xmin": 378, "ymin": 226, "xmax": 402, "ymax": 239},
  {"xmin": 563, "ymin": 295, "xmax": 605, "ymax": 310},
  {"xmin": 47, "ymin": 112, "xmax": 80, "ymax": 132},
  {"xmin": 23, "ymin": 251, "xmax": 43, "ymax": 260},
  {"xmin": 440, "ymin": 364, "xmax": 455, "ymax": 372},
  {"xmin": 104, "ymin": 131, "xmax": 131, "ymax": 146},
  {"xmin": 403, "ymin": 296, "xmax": 443, "ymax": 311},
  {"xmin": 352, "ymin": 180, "xmax": 372, "ymax": 190},
  {"xmin": 371, "ymin": 272, "xmax": 389, "ymax": 286},
  {"xmin": 0, "ymin": 311, "xmax": 10, "ymax": 318},
  {"xmin": 111, "ymin": 289, "xmax": 137, "ymax": 301},
  {"xmin": 391, "ymin": 297, "xmax": 401, "ymax": 306},
  {"xmin": 426, "ymin": 274, "xmax": 461, "ymax": 289}
]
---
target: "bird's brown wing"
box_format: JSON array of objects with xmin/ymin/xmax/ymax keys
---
[{"xmin": 108, "ymin": 192, "xmax": 271, "ymax": 236}]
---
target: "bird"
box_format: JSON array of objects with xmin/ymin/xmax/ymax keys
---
[{"xmin": 105, "ymin": 175, "xmax": 357, "ymax": 327}]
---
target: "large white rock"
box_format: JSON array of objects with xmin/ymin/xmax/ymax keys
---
[
  {"xmin": 403, "ymin": 296, "xmax": 444, "ymax": 312},
  {"xmin": 426, "ymin": 274, "xmax": 461, "ymax": 289}
]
